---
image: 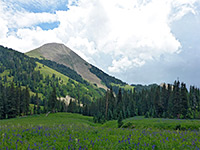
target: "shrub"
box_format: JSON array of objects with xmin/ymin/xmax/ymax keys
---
[{"xmin": 121, "ymin": 122, "xmax": 136, "ymax": 129}]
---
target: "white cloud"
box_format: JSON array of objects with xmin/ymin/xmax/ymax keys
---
[
  {"xmin": 0, "ymin": 0, "xmax": 199, "ymax": 72},
  {"xmin": 66, "ymin": 36, "xmax": 97, "ymax": 63},
  {"xmin": 1, "ymin": 27, "xmax": 62, "ymax": 51},
  {"xmin": 170, "ymin": 0, "xmax": 198, "ymax": 21},
  {"xmin": 0, "ymin": 1, "xmax": 59, "ymax": 28},
  {"xmin": 58, "ymin": 0, "xmax": 197, "ymax": 73},
  {"xmin": 0, "ymin": 17, "xmax": 8, "ymax": 39},
  {"xmin": 10, "ymin": 12, "xmax": 58, "ymax": 28},
  {"xmin": 108, "ymin": 57, "xmax": 145, "ymax": 73}
]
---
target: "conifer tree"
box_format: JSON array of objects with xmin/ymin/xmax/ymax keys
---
[
  {"xmin": 161, "ymin": 83, "xmax": 168, "ymax": 117},
  {"xmin": 154, "ymin": 86, "xmax": 163, "ymax": 117},
  {"xmin": 167, "ymin": 84, "xmax": 173, "ymax": 118},
  {"xmin": 117, "ymin": 88, "xmax": 122, "ymax": 117},
  {"xmin": 173, "ymin": 80, "xmax": 181, "ymax": 118},
  {"xmin": 0, "ymin": 84, "xmax": 3, "ymax": 119},
  {"xmin": 180, "ymin": 83, "xmax": 188, "ymax": 118},
  {"xmin": 2, "ymin": 86, "xmax": 7, "ymax": 119},
  {"xmin": 36, "ymin": 93, "xmax": 40, "ymax": 114},
  {"xmin": 33, "ymin": 102, "xmax": 36, "ymax": 114},
  {"xmin": 16, "ymin": 86, "xmax": 21, "ymax": 116},
  {"xmin": 24, "ymin": 86, "xmax": 30, "ymax": 115},
  {"xmin": 48, "ymin": 86, "xmax": 57, "ymax": 113},
  {"xmin": 105, "ymin": 89, "xmax": 109, "ymax": 120},
  {"xmin": 43, "ymin": 99, "xmax": 47, "ymax": 113},
  {"xmin": 20, "ymin": 89, "xmax": 25, "ymax": 115},
  {"xmin": 118, "ymin": 111, "xmax": 123, "ymax": 128},
  {"xmin": 7, "ymin": 82, "xmax": 17, "ymax": 118},
  {"xmin": 68, "ymin": 99, "xmax": 78, "ymax": 113}
]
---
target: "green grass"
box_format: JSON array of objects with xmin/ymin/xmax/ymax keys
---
[
  {"xmin": 26, "ymin": 50, "xmax": 43, "ymax": 59},
  {"xmin": 35, "ymin": 62, "xmax": 102, "ymax": 100},
  {"xmin": 0, "ymin": 113, "xmax": 200, "ymax": 149},
  {"xmin": 0, "ymin": 113, "xmax": 96, "ymax": 127},
  {"xmin": 111, "ymin": 83, "xmax": 134, "ymax": 91},
  {"xmin": 35, "ymin": 62, "xmax": 71, "ymax": 85},
  {"xmin": 103, "ymin": 116, "xmax": 200, "ymax": 130}
]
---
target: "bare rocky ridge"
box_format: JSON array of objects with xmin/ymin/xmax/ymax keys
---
[{"xmin": 27, "ymin": 43, "xmax": 107, "ymax": 89}]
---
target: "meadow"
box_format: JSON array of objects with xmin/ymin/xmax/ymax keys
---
[{"xmin": 0, "ymin": 113, "xmax": 200, "ymax": 150}]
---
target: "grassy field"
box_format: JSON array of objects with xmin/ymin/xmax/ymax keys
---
[
  {"xmin": 35, "ymin": 62, "xmax": 71, "ymax": 85},
  {"xmin": 111, "ymin": 83, "xmax": 134, "ymax": 91},
  {"xmin": 26, "ymin": 50, "xmax": 43, "ymax": 59},
  {"xmin": 0, "ymin": 113, "xmax": 199, "ymax": 149}
]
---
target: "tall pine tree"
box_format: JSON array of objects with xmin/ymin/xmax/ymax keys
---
[
  {"xmin": 180, "ymin": 83, "xmax": 188, "ymax": 118},
  {"xmin": 48, "ymin": 86, "xmax": 57, "ymax": 113},
  {"xmin": 24, "ymin": 86, "xmax": 30, "ymax": 115}
]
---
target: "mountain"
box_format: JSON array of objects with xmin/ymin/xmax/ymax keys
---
[
  {"xmin": 26, "ymin": 43, "xmax": 106, "ymax": 89},
  {"xmin": 0, "ymin": 45, "xmax": 104, "ymax": 103},
  {"xmin": 26, "ymin": 43, "xmax": 133, "ymax": 92}
]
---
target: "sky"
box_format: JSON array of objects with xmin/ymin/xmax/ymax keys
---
[{"xmin": 0, "ymin": 0, "xmax": 200, "ymax": 86}]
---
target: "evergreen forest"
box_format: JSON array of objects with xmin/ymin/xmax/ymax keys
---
[{"xmin": 0, "ymin": 45, "xmax": 200, "ymax": 123}]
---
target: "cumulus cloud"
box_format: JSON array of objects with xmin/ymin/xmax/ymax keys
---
[
  {"xmin": 59, "ymin": 0, "xmax": 194, "ymax": 72},
  {"xmin": 108, "ymin": 57, "xmax": 145, "ymax": 73},
  {"xmin": 0, "ymin": 0, "xmax": 199, "ymax": 75}
]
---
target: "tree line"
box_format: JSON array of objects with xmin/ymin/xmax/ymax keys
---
[
  {"xmin": 77, "ymin": 80, "xmax": 200, "ymax": 123},
  {"xmin": 1, "ymin": 79, "xmax": 200, "ymax": 121},
  {"xmin": 0, "ymin": 81, "xmax": 68, "ymax": 119},
  {"xmin": 0, "ymin": 82, "xmax": 30, "ymax": 119}
]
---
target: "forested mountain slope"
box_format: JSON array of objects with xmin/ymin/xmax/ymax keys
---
[
  {"xmin": 26, "ymin": 43, "xmax": 134, "ymax": 92},
  {"xmin": 0, "ymin": 45, "xmax": 104, "ymax": 103},
  {"xmin": 26, "ymin": 43, "xmax": 106, "ymax": 89}
]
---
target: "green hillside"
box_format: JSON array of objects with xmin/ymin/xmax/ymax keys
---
[
  {"xmin": 0, "ymin": 45, "xmax": 104, "ymax": 102},
  {"xmin": 35, "ymin": 58, "xmax": 91, "ymax": 85},
  {"xmin": 26, "ymin": 49, "xmax": 44, "ymax": 59},
  {"xmin": 89, "ymin": 64, "xmax": 126, "ymax": 87},
  {"xmin": 89, "ymin": 65, "xmax": 135, "ymax": 93},
  {"xmin": 26, "ymin": 43, "xmax": 108, "ymax": 90},
  {"xmin": 35, "ymin": 62, "xmax": 70, "ymax": 84},
  {"xmin": 34, "ymin": 61, "xmax": 104, "ymax": 101},
  {"xmin": 26, "ymin": 43, "xmax": 134, "ymax": 93}
]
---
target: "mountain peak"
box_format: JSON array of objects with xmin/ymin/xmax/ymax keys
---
[
  {"xmin": 38, "ymin": 42, "xmax": 72, "ymax": 56},
  {"xmin": 41, "ymin": 42, "xmax": 66, "ymax": 48},
  {"xmin": 26, "ymin": 43, "xmax": 107, "ymax": 89}
]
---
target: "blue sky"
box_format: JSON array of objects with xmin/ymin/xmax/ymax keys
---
[
  {"xmin": 2, "ymin": 0, "xmax": 69, "ymax": 13},
  {"xmin": 0, "ymin": 0, "xmax": 200, "ymax": 86}
]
